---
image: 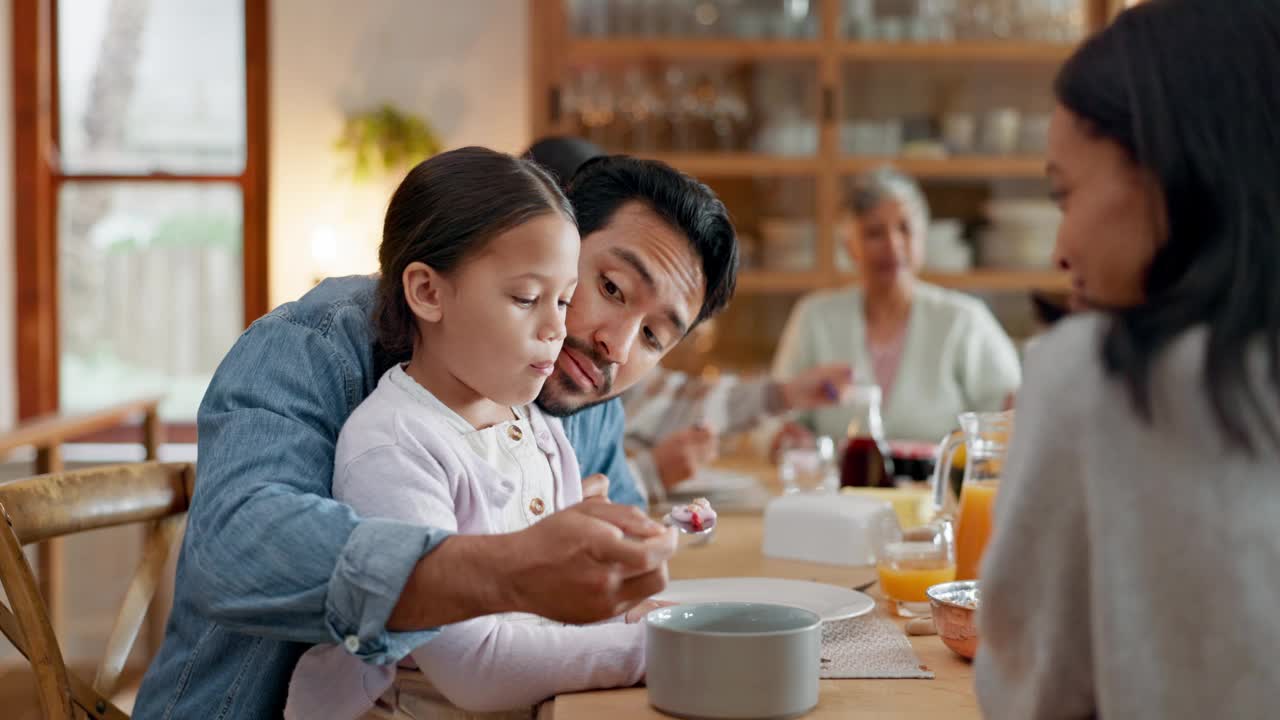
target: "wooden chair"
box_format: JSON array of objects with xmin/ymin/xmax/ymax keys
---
[
  {"xmin": 0, "ymin": 395, "xmax": 166, "ymax": 643},
  {"xmin": 0, "ymin": 462, "xmax": 194, "ymax": 719}
]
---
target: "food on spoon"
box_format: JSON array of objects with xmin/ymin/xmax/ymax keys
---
[{"xmin": 670, "ymin": 497, "xmax": 717, "ymax": 532}]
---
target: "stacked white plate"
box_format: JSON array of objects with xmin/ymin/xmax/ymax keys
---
[{"xmin": 980, "ymin": 199, "xmax": 1060, "ymax": 268}]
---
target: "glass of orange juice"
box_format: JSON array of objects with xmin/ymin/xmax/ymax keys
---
[{"xmin": 871, "ymin": 516, "xmax": 956, "ymax": 617}]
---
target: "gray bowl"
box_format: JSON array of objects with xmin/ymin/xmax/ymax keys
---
[{"xmin": 646, "ymin": 602, "xmax": 821, "ymax": 720}]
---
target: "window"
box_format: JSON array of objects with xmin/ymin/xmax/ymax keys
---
[{"xmin": 14, "ymin": 0, "xmax": 268, "ymax": 426}]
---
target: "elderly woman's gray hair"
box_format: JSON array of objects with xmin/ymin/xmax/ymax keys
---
[{"xmin": 849, "ymin": 167, "xmax": 930, "ymax": 236}]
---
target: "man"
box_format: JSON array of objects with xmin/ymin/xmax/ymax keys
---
[
  {"xmin": 132, "ymin": 154, "xmax": 738, "ymax": 718},
  {"xmin": 525, "ymin": 137, "xmax": 853, "ymax": 501}
]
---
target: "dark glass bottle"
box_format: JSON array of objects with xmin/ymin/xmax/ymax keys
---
[{"xmin": 840, "ymin": 385, "xmax": 895, "ymax": 488}]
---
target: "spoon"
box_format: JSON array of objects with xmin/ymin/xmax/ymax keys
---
[{"xmin": 663, "ymin": 511, "xmax": 718, "ymax": 535}]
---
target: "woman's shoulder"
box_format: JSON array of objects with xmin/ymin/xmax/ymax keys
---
[
  {"xmin": 1019, "ymin": 313, "xmax": 1111, "ymax": 413},
  {"xmin": 913, "ymin": 282, "xmax": 995, "ymax": 322},
  {"xmin": 793, "ymin": 286, "xmax": 863, "ymax": 317}
]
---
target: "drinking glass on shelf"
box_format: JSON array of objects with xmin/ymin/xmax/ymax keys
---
[
  {"xmin": 871, "ymin": 514, "xmax": 957, "ymax": 617},
  {"xmin": 664, "ymin": 66, "xmax": 700, "ymax": 151},
  {"xmin": 844, "ymin": 0, "xmax": 874, "ymax": 39},
  {"xmin": 619, "ymin": 69, "xmax": 662, "ymax": 151},
  {"xmin": 697, "ymin": 68, "xmax": 748, "ymax": 151},
  {"xmin": 575, "ymin": 68, "xmax": 618, "ymax": 149},
  {"xmin": 609, "ymin": 0, "xmax": 639, "ymax": 36},
  {"xmin": 569, "ymin": 0, "xmax": 609, "ymax": 37},
  {"xmin": 664, "ymin": 0, "xmax": 696, "ymax": 36}
]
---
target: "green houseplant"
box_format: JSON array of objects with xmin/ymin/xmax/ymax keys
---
[{"xmin": 335, "ymin": 104, "xmax": 442, "ymax": 180}]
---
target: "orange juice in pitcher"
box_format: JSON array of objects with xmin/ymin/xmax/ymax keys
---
[
  {"xmin": 930, "ymin": 411, "xmax": 1012, "ymax": 581},
  {"xmin": 954, "ymin": 480, "xmax": 999, "ymax": 580}
]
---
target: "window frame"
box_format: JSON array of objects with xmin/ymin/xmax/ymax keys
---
[{"xmin": 12, "ymin": 0, "xmax": 270, "ymax": 427}]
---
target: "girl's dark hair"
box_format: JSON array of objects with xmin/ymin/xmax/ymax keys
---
[
  {"xmin": 373, "ymin": 146, "xmax": 574, "ymax": 359},
  {"xmin": 1055, "ymin": 0, "xmax": 1280, "ymax": 450}
]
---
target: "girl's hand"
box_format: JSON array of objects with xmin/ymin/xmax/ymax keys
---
[
  {"xmin": 582, "ymin": 473, "xmax": 611, "ymax": 502},
  {"xmin": 625, "ymin": 598, "xmax": 676, "ymax": 624}
]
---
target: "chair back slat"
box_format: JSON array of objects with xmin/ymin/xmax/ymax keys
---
[
  {"xmin": 92, "ymin": 514, "xmax": 184, "ymax": 699},
  {"xmin": 0, "ymin": 463, "xmax": 192, "ymax": 545},
  {"xmin": 0, "ymin": 506, "xmax": 74, "ymax": 717},
  {"xmin": 0, "ymin": 461, "xmax": 193, "ymax": 718}
]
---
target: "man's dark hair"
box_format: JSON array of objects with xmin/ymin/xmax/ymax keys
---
[{"xmin": 566, "ymin": 155, "xmax": 738, "ymax": 327}]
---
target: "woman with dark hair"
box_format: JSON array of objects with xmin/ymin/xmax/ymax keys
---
[{"xmin": 977, "ymin": 1, "xmax": 1280, "ymax": 717}]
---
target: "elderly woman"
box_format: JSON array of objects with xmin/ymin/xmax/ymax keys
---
[{"xmin": 772, "ymin": 167, "xmax": 1021, "ymax": 444}]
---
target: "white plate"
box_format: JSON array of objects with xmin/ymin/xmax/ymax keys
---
[
  {"xmin": 669, "ymin": 468, "xmax": 761, "ymax": 496},
  {"xmin": 654, "ymin": 577, "xmax": 875, "ymax": 623}
]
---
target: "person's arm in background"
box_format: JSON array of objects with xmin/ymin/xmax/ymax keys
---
[
  {"xmin": 627, "ymin": 365, "xmax": 856, "ymax": 499},
  {"xmin": 628, "ymin": 426, "xmax": 719, "ymax": 503},
  {"xmin": 763, "ymin": 295, "xmax": 829, "ymax": 458},
  {"xmin": 959, "ymin": 304, "xmax": 1023, "ymax": 413},
  {"xmin": 772, "ymin": 296, "xmax": 821, "ymax": 433}
]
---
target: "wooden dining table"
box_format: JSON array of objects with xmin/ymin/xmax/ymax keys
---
[{"xmin": 545, "ymin": 459, "xmax": 982, "ymax": 719}]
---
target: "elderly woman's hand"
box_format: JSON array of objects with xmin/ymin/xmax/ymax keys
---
[{"xmin": 779, "ymin": 363, "xmax": 856, "ymax": 412}]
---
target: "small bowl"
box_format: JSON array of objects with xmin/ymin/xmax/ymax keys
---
[
  {"xmin": 646, "ymin": 602, "xmax": 821, "ymax": 719},
  {"xmin": 926, "ymin": 580, "xmax": 981, "ymax": 659}
]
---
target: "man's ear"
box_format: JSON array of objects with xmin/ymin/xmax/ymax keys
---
[{"xmin": 403, "ymin": 261, "xmax": 447, "ymax": 323}]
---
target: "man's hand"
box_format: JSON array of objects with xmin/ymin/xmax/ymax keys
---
[
  {"xmin": 500, "ymin": 502, "xmax": 677, "ymax": 623},
  {"xmin": 778, "ymin": 363, "xmax": 855, "ymax": 412},
  {"xmin": 652, "ymin": 424, "xmax": 719, "ymax": 490},
  {"xmin": 390, "ymin": 502, "xmax": 677, "ymax": 630},
  {"xmin": 625, "ymin": 598, "xmax": 676, "ymax": 624}
]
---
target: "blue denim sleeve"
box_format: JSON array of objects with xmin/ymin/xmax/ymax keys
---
[
  {"xmin": 184, "ymin": 314, "xmax": 451, "ymax": 664},
  {"xmin": 564, "ymin": 400, "xmax": 647, "ymax": 509}
]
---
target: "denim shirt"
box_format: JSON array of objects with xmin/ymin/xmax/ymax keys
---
[{"xmin": 132, "ymin": 276, "xmax": 644, "ymax": 720}]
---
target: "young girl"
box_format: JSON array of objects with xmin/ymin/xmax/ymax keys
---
[{"xmin": 285, "ymin": 147, "xmax": 653, "ymax": 719}]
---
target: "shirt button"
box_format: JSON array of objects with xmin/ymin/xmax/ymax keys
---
[
  {"xmin": 344, "ymin": 635, "xmax": 360, "ymax": 654},
  {"xmin": 507, "ymin": 425, "xmax": 523, "ymax": 442},
  {"xmin": 529, "ymin": 498, "xmax": 545, "ymax": 515}
]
